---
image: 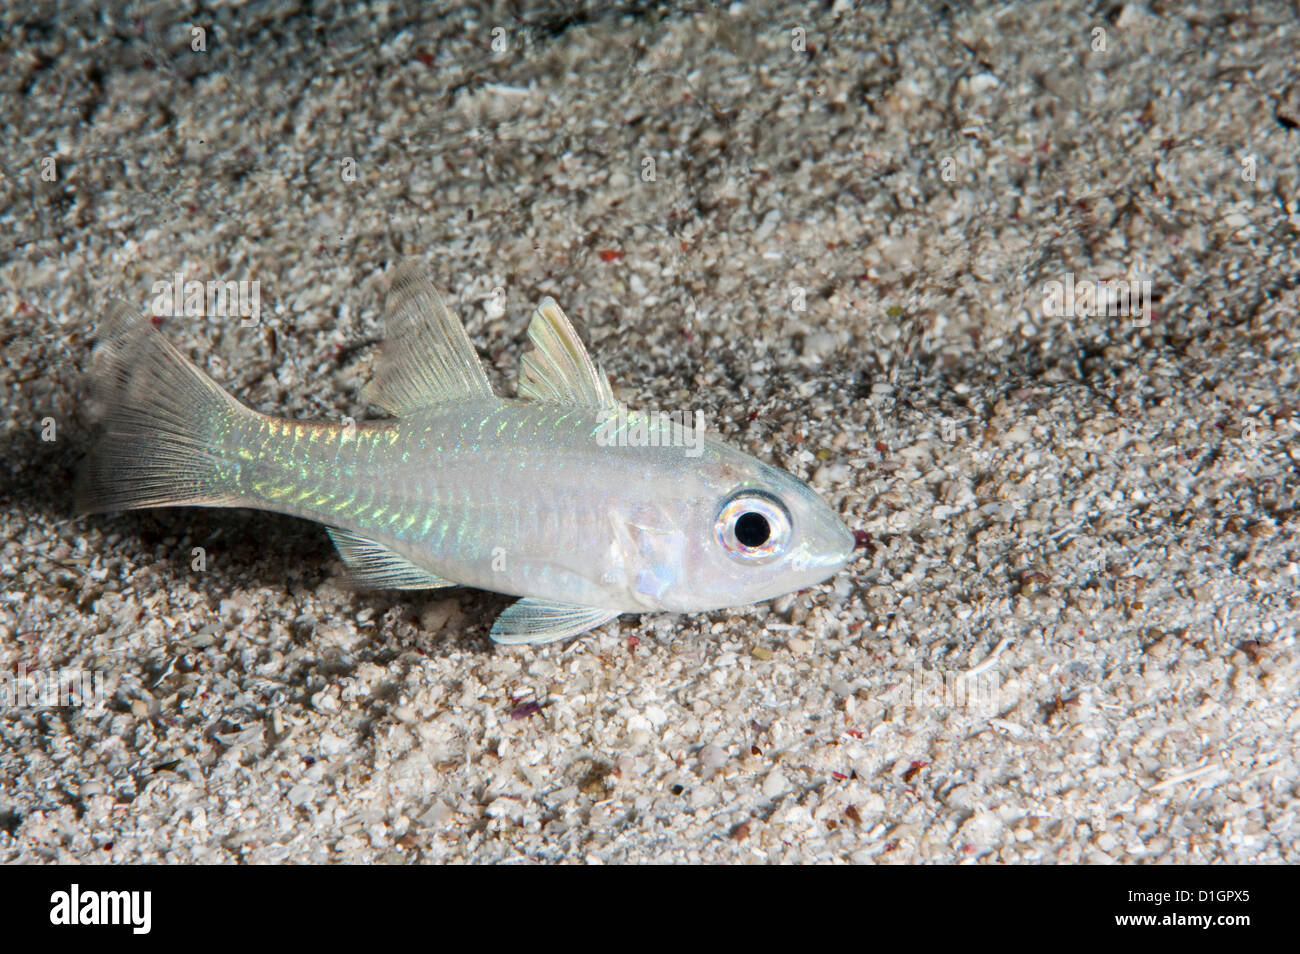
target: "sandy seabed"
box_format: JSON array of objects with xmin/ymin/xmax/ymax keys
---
[{"xmin": 1, "ymin": 1, "xmax": 1297, "ymax": 863}]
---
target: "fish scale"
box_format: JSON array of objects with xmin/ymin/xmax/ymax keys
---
[{"xmin": 228, "ymin": 404, "xmax": 599, "ymax": 581}]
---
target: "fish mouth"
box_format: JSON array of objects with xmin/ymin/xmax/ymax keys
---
[
  {"xmin": 820, "ymin": 523, "xmax": 858, "ymax": 573},
  {"xmin": 792, "ymin": 521, "xmax": 856, "ymax": 582}
]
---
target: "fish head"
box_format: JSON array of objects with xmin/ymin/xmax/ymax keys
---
[{"xmin": 634, "ymin": 441, "xmax": 856, "ymax": 613}]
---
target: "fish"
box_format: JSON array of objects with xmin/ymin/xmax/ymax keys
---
[{"xmin": 79, "ymin": 263, "xmax": 856, "ymax": 645}]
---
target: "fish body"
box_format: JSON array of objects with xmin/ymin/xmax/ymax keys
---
[{"xmin": 81, "ymin": 264, "xmax": 855, "ymax": 644}]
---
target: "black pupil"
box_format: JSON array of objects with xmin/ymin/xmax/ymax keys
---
[{"xmin": 735, "ymin": 511, "xmax": 771, "ymax": 548}]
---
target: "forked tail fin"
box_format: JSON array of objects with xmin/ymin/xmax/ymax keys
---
[{"xmin": 77, "ymin": 303, "xmax": 250, "ymax": 514}]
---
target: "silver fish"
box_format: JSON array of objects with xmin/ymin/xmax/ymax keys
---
[{"xmin": 80, "ymin": 263, "xmax": 855, "ymax": 644}]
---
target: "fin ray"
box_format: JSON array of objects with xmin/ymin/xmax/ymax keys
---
[
  {"xmin": 362, "ymin": 263, "xmax": 494, "ymax": 415},
  {"xmin": 517, "ymin": 298, "xmax": 617, "ymax": 409},
  {"xmin": 490, "ymin": 599, "xmax": 620, "ymax": 645},
  {"xmin": 77, "ymin": 302, "xmax": 248, "ymax": 514},
  {"xmin": 327, "ymin": 527, "xmax": 456, "ymax": 590}
]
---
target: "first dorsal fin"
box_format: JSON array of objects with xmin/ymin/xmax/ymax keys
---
[
  {"xmin": 362, "ymin": 263, "xmax": 495, "ymax": 415},
  {"xmin": 517, "ymin": 297, "xmax": 618, "ymax": 409}
]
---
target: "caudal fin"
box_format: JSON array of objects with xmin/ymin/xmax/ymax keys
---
[{"xmin": 77, "ymin": 303, "xmax": 249, "ymax": 514}]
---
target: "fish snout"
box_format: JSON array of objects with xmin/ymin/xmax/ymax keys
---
[
  {"xmin": 792, "ymin": 509, "xmax": 856, "ymax": 578},
  {"xmin": 820, "ymin": 519, "xmax": 857, "ymax": 571}
]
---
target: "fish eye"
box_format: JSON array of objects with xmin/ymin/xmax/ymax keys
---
[
  {"xmin": 716, "ymin": 491, "xmax": 791, "ymax": 563},
  {"xmin": 735, "ymin": 511, "xmax": 770, "ymax": 547}
]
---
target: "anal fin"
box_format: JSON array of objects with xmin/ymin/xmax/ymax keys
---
[
  {"xmin": 490, "ymin": 599, "xmax": 620, "ymax": 645},
  {"xmin": 327, "ymin": 527, "xmax": 455, "ymax": 590}
]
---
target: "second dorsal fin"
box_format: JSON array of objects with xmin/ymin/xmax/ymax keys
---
[
  {"xmin": 362, "ymin": 263, "xmax": 495, "ymax": 415},
  {"xmin": 517, "ymin": 297, "xmax": 617, "ymax": 409}
]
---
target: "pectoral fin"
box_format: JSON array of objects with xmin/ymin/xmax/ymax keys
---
[
  {"xmin": 490, "ymin": 599, "xmax": 620, "ymax": 645},
  {"xmin": 327, "ymin": 527, "xmax": 455, "ymax": 590}
]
